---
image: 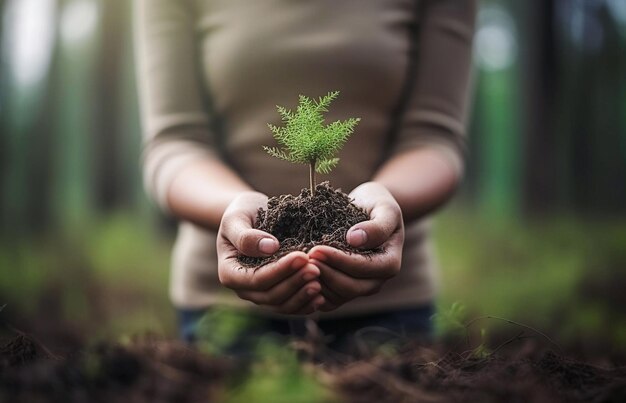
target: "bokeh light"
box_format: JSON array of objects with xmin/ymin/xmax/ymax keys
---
[{"xmin": 4, "ymin": 0, "xmax": 55, "ymax": 89}]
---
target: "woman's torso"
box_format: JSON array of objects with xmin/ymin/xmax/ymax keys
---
[
  {"xmin": 170, "ymin": 0, "xmax": 438, "ymax": 315},
  {"xmin": 194, "ymin": 0, "xmax": 417, "ymax": 195}
]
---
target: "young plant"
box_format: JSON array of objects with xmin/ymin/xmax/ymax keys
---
[{"xmin": 264, "ymin": 91, "xmax": 360, "ymax": 196}]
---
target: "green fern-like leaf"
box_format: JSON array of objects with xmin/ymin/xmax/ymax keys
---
[
  {"xmin": 262, "ymin": 146, "xmax": 291, "ymax": 162},
  {"xmin": 263, "ymin": 91, "xmax": 360, "ymax": 174},
  {"xmin": 316, "ymin": 158, "xmax": 340, "ymax": 174}
]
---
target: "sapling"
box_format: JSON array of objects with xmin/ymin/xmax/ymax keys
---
[
  {"xmin": 239, "ymin": 91, "xmax": 370, "ymax": 267},
  {"xmin": 263, "ymin": 91, "xmax": 360, "ymax": 196}
]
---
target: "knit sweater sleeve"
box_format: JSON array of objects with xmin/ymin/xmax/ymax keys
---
[
  {"xmin": 391, "ymin": 0, "xmax": 477, "ymax": 179},
  {"xmin": 134, "ymin": 0, "xmax": 217, "ymax": 212}
]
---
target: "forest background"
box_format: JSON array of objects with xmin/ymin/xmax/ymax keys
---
[{"xmin": 1, "ymin": 0, "xmax": 625, "ymax": 359}]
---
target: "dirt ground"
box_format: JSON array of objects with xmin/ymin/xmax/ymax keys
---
[{"xmin": 1, "ymin": 328, "xmax": 625, "ymax": 403}]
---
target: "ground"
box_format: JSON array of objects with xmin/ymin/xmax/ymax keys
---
[
  {"xmin": 1, "ymin": 210, "xmax": 625, "ymax": 402},
  {"xmin": 1, "ymin": 326, "xmax": 625, "ymax": 403}
]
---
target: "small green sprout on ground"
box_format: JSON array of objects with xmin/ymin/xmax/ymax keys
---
[{"xmin": 264, "ymin": 91, "xmax": 360, "ymax": 196}]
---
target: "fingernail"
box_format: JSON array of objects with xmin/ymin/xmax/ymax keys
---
[
  {"xmin": 302, "ymin": 273, "xmax": 316, "ymax": 282},
  {"xmin": 313, "ymin": 296, "xmax": 325, "ymax": 307},
  {"xmin": 348, "ymin": 229, "xmax": 367, "ymax": 247},
  {"xmin": 310, "ymin": 251, "xmax": 327, "ymax": 262},
  {"xmin": 306, "ymin": 288, "xmax": 318, "ymax": 297},
  {"xmin": 259, "ymin": 238, "xmax": 278, "ymax": 254}
]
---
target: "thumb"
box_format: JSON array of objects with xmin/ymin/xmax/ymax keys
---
[
  {"xmin": 221, "ymin": 214, "xmax": 279, "ymax": 258},
  {"xmin": 346, "ymin": 203, "xmax": 402, "ymax": 249},
  {"xmin": 233, "ymin": 229, "xmax": 280, "ymax": 257}
]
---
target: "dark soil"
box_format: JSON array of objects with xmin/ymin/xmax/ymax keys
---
[
  {"xmin": 329, "ymin": 345, "xmax": 626, "ymax": 403},
  {"xmin": 0, "ymin": 333, "xmax": 230, "ymax": 403},
  {"xmin": 239, "ymin": 182, "xmax": 381, "ymax": 268},
  {"xmin": 2, "ymin": 332, "xmax": 625, "ymax": 403}
]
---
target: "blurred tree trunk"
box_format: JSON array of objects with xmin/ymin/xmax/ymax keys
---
[
  {"xmin": 0, "ymin": 0, "xmax": 60, "ymax": 237},
  {"xmin": 520, "ymin": 0, "xmax": 559, "ymax": 215},
  {"xmin": 520, "ymin": 0, "xmax": 626, "ymax": 215},
  {"xmin": 571, "ymin": 3, "xmax": 626, "ymax": 213},
  {"xmin": 92, "ymin": 0, "xmax": 129, "ymax": 211},
  {"xmin": 472, "ymin": 0, "xmax": 523, "ymax": 218},
  {"xmin": 553, "ymin": 0, "xmax": 626, "ymax": 215},
  {"xmin": 26, "ymin": 29, "xmax": 61, "ymax": 235},
  {"xmin": 0, "ymin": 0, "xmax": 7, "ymax": 231}
]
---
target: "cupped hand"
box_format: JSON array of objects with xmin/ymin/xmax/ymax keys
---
[
  {"xmin": 308, "ymin": 182, "xmax": 404, "ymax": 312},
  {"xmin": 216, "ymin": 192, "xmax": 324, "ymax": 315}
]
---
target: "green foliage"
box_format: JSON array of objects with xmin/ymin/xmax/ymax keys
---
[
  {"xmin": 434, "ymin": 209, "xmax": 626, "ymax": 348},
  {"xmin": 0, "ymin": 213, "xmax": 175, "ymax": 339},
  {"xmin": 195, "ymin": 307, "xmax": 258, "ymax": 356},
  {"xmin": 432, "ymin": 302, "xmax": 467, "ymax": 337},
  {"xmin": 225, "ymin": 339, "xmax": 336, "ymax": 403},
  {"xmin": 193, "ymin": 309, "xmax": 334, "ymax": 401},
  {"xmin": 471, "ymin": 328, "xmax": 491, "ymax": 359},
  {"xmin": 264, "ymin": 91, "xmax": 360, "ymax": 175}
]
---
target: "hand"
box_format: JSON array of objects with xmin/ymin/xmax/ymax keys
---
[
  {"xmin": 308, "ymin": 182, "xmax": 404, "ymax": 312},
  {"xmin": 216, "ymin": 192, "xmax": 324, "ymax": 315}
]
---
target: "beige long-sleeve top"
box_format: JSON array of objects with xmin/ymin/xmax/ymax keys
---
[{"xmin": 134, "ymin": 0, "xmax": 476, "ymax": 317}]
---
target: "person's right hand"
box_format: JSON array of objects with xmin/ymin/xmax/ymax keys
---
[{"xmin": 216, "ymin": 192, "xmax": 325, "ymax": 315}]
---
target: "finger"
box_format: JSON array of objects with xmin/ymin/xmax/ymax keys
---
[
  {"xmin": 346, "ymin": 202, "xmax": 402, "ymax": 249},
  {"xmin": 309, "ymin": 244, "xmax": 401, "ymax": 279},
  {"xmin": 293, "ymin": 301, "xmax": 317, "ymax": 315},
  {"xmin": 221, "ymin": 214, "xmax": 279, "ymax": 258},
  {"xmin": 219, "ymin": 251, "xmax": 308, "ymax": 291},
  {"xmin": 271, "ymin": 282, "xmax": 323, "ymax": 315},
  {"xmin": 235, "ymin": 264, "xmax": 319, "ymax": 306},
  {"xmin": 317, "ymin": 285, "xmax": 341, "ymax": 312},
  {"xmin": 317, "ymin": 301, "xmax": 339, "ymax": 313},
  {"xmin": 314, "ymin": 260, "xmax": 383, "ymax": 301},
  {"xmin": 291, "ymin": 294, "xmax": 325, "ymax": 315},
  {"xmin": 318, "ymin": 277, "xmax": 345, "ymax": 308},
  {"xmin": 293, "ymin": 294, "xmax": 326, "ymax": 315}
]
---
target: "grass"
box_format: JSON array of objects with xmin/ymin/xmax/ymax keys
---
[
  {"xmin": 223, "ymin": 340, "xmax": 335, "ymax": 403},
  {"xmin": 0, "ymin": 212, "xmax": 175, "ymax": 341},
  {"xmin": 434, "ymin": 208, "xmax": 626, "ymax": 350}
]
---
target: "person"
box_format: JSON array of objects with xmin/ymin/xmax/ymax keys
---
[{"xmin": 134, "ymin": 0, "xmax": 476, "ymax": 354}]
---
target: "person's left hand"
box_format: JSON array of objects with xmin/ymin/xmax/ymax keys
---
[{"xmin": 307, "ymin": 182, "xmax": 404, "ymax": 312}]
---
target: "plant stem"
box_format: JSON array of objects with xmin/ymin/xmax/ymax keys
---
[{"xmin": 309, "ymin": 160, "xmax": 316, "ymax": 197}]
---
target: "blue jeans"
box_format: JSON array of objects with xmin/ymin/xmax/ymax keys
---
[{"xmin": 178, "ymin": 304, "xmax": 434, "ymax": 357}]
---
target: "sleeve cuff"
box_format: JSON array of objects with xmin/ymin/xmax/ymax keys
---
[
  {"xmin": 142, "ymin": 138, "xmax": 217, "ymax": 214},
  {"xmin": 391, "ymin": 127, "xmax": 466, "ymax": 181}
]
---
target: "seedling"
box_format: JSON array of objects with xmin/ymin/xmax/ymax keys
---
[
  {"xmin": 264, "ymin": 91, "xmax": 360, "ymax": 196},
  {"xmin": 239, "ymin": 91, "xmax": 369, "ymax": 268}
]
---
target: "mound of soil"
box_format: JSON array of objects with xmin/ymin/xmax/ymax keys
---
[{"xmin": 239, "ymin": 182, "xmax": 381, "ymax": 268}]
